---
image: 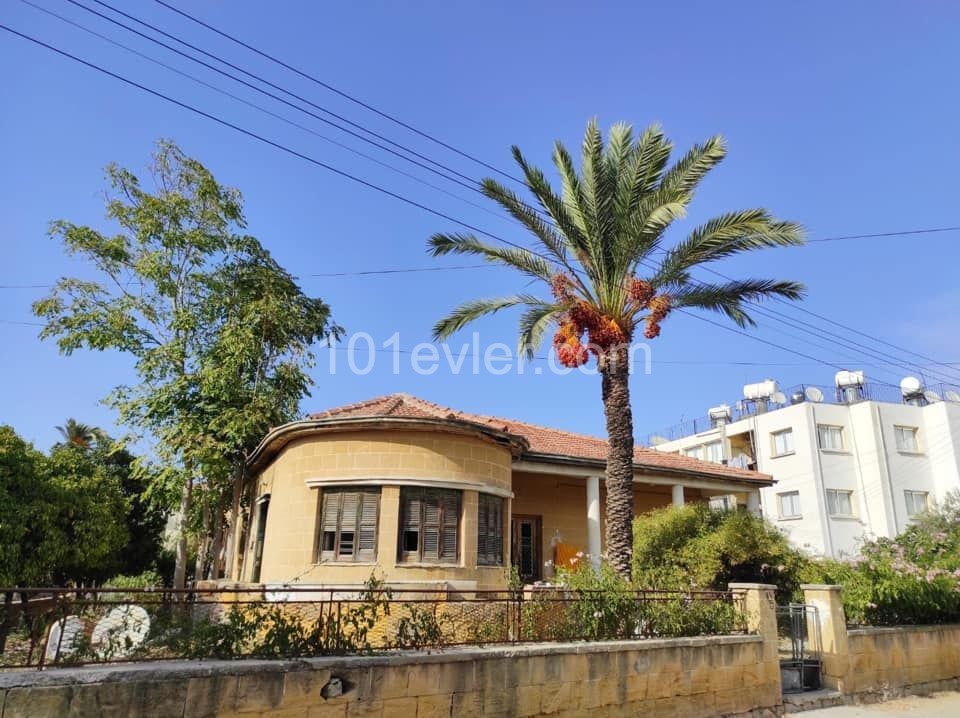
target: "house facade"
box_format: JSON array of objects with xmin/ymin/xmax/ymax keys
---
[
  {"xmin": 649, "ymin": 373, "xmax": 960, "ymax": 558},
  {"xmin": 232, "ymin": 394, "xmax": 772, "ymax": 589}
]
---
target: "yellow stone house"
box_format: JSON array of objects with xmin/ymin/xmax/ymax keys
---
[{"xmin": 232, "ymin": 394, "xmax": 772, "ymax": 589}]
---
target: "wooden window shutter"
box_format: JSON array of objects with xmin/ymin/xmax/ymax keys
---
[
  {"xmin": 357, "ymin": 490, "xmax": 379, "ymax": 561},
  {"xmin": 319, "ymin": 490, "xmax": 340, "ymax": 561},
  {"xmin": 422, "ymin": 491, "xmax": 442, "ymax": 561},
  {"xmin": 440, "ymin": 491, "xmax": 460, "ymax": 562},
  {"xmin": 477, "ymin": 494, "xmax": 503, "ymax": 566}
]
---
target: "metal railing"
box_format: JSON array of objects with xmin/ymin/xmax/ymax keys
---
[
  {"xmin": 644, "ymin": 381, "xmax": 960, "ymax": 446},
  {"xmin": 0, "ymin": 586, "xmax": 745, "ymax": 670}
]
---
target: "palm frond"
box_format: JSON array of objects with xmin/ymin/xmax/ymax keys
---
[
  {"xmin": 432, "ymin": 295, "xmax": 545, "ymax": 340},
  {"xmin": 670, "ymin": 279, "xmax": 807, "ymax": 327},
  {"xmin": 517, "ymin": 302, "xmax": 564, "ymax": 358},
  {"xmin": 428, "ymin": 233, "xmax": 554, "ymax": 282},
  {"xmin": 478, "ymin": 179, "xmax": 570, "ymax": 268},
  {"xmin": 658, "ymin": 135, "xmax": 727, "ymax": 196},
  {"xmin": 654, "ymin": 210, "xmax": 804, "ymax": 288}
]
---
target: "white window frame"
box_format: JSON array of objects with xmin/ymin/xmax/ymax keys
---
[
  {"xmin": 817, "ymin": 424, "xmax": 845, "ymax": 452},
  {"xmin": 894, "ymin": 425, "xmax": 920, "ymax": 452},
  {"xmin": 771, "ymin": 429, "xmax": 795, "ymax": 457},
  {"xmin": 703, "ymin": 440, "xmax": 724, "ymax": 464},
  {"xmin": 683, "ymin": 445, "xmax": 704, "ymax": 461},
  {"xmin": 777, "ymin": 490, "xmax": 802, "ymax": 519},
  {"xmin": 904, "ymin": 490, "xmax": 930, "ymax": 517},
  {"xmin": 825, "ymin": 489, "xmax": 855, "ymax": 518}
]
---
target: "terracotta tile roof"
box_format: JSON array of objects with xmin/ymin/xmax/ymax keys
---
[{"xmin": 309, "ymin": 393, "xmax": 770, "ymax": 485}]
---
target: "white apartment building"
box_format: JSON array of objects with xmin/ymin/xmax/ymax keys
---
[{"xmin": 648, "ymin": 373, "xmax": 960, "ymax": 558}]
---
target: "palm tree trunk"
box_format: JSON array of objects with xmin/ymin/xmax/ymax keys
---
[{"xmin": 599, "ymin": 344, "xmax": 634, "ymax": 579}]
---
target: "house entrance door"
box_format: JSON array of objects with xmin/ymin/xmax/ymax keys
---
[{"xmin": 511, "ymin": 515, "xmax": 542, "ymax": 584}]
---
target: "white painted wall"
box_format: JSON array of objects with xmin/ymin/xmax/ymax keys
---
[{"xmin": 654, "ymin": 398, "xmax": 960, "ymax": 558}]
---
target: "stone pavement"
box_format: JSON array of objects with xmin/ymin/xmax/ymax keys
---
[{"xmin": 801, "ymin": 691, "xmax": 960, "ymax": 717}]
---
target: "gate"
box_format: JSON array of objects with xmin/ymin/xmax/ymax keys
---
[{"xmin": 776, "ymin": 603, "xmax": 822, "ymax": 693}]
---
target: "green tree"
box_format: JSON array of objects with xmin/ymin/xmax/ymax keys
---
[
  {"xmin": 44, "ymin": 444, "xmax": 130, "ymax": 586},
  {"xmin": 0, "ymin": 427, "xmax": 63, "ymax": 587},
  {"xmin": 55, "ymin": 418, "xmax": 107, "ymax": 449},
  {"xmin": 33, "ymin": 141, "xmax": 340, "ymax": 587},
  {"xmin": 430, "ymin": 121, "xmax": 804, "ymax": 577}
]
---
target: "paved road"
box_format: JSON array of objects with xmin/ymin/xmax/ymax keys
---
[{"xmin": 803, "ymin": 692, "xmax": 960, "ymax": 717}]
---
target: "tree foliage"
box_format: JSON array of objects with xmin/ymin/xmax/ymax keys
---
[
  {"xmin": 33, "ymin": 140, "xmax": 341, "ymax": 586},
  {"xmin": 0, "ymin": 426, "xmax": 134, "ymax": 587},
  {"xmin": 430, "ymin": 120, "xmax": 803, "ymax": 577}
]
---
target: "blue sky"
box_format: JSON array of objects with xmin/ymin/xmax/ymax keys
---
[{"xmin": 3, "ymin": 0, "xmax": 960, "ymax": 451}]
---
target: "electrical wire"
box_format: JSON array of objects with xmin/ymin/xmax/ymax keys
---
[
  {"xmin": 151, "ymin": 0, "xmax": 526, "ymax": 186},
  {"xmin": 2, "ymin": 21, "xmax": 953, "ymax": 386}
]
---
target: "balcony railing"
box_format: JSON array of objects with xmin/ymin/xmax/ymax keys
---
[{"xmin": 0, "ymin": 585, "xmax": 745, "ymax": 670}]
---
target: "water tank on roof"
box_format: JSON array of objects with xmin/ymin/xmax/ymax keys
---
[
  {"xmin": 900, "ymin": 376, "xmax": 923, "ymax": 396},
  {"xmin": 835, "ymin": 370, "xmax": 865, "ymax": 388},
  {"xmin": 708, "ymin": 404, "xmax": 731, "ymax": 427},
  {"xmin": 743, "ymin": 379, "xmax": 779, "ymax": 400}
]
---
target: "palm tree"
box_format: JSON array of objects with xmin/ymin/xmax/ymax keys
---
[
  {"xmin": 55, "ymin": 419, "xmax": 107, "ymax": 450},
  {"xmin": 429, "ymin": 120, "xmax": 805, "ymax": 578}
]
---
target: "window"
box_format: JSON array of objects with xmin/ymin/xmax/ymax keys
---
[
  {"xmin": 817, "ymin": 425, "xmax": 844, "ymax": 451},
  {"xmin": 477, "ymin": 494, "xmax": 504, "ymax": 566},
  {"xmin": 684, "ymin": 441, "xmax": 723, "ymax": 464},
  {"xmin": 777, "ymin": 491, "xmax": 801, "ymax": 518},
  {"xmin": 249, "ymin": 495, "xmax": 270, "ymax": 583},
  {"xmin": 399, "ymin": 488, "xmax": 460, "ymax": 563},
  {"xmin": 704, "ymin": 441, "xmax": 724, "ymax": 464},
  {"xmin": 895, "ymin": 426, "xmax": 919, "ymax": 452},
  {"xmin": 772, "ymin": 429, "xmax": 795, "ymax": 457},
  {"xmin": 826, "ymin": 489, "xmax": 854, "ymax": 517},
  {"xmin": 904, "ymin": 490, "xmax": 930, "ymax": 517},
  {"xmin": 318, "ymin": 488, "xmax": 379, "ymax": 562}
]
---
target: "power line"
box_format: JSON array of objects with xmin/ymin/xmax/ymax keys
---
[
  {"xmin": 0, "ymin": 25, "xmax": 542, "ymax": 260},
  {"xmin": 142, "ymin": 1, "xmax": 960, "ymax": 255},
  {"xmin": 64, "ymin": 0, "xmax": 484, "ymax": 197},
  {"xmin": 18, "ymin": 0, "xmax": 515, "ymax": 226},
  {"xmin": 4, "ymin": 23, "xmax": 953, "ymax": 383},
  {"xmin": 50, "ymin": 0, "xmax": 960, "ymax": 382},
  {"xmin": 807, "ymin": 226, "xmax": 960, "ymax": 243},
  {"xmin": 151, "ymin": 0, "xmax": 526, "ymax": 186},
  {"xmin": 80, "ymin": 0, "xmax": 489, "ymax": 191},
  {"xmin": 689, "ymin": 262, "xmax": 960, "ymax": 385}
]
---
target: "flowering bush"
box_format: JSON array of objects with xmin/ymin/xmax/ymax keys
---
[{"xmin": 807, "ymin": 492, "xmax": 960, "ymax": 626}]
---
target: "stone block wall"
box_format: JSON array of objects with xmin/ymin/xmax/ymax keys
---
[
  {"xmin": 845, "ymin": 625, "xmax": 960, "ymax": 697},
  {"xmin": 0, "ymin": 636, "xmax": 781, "ymax": 718}
]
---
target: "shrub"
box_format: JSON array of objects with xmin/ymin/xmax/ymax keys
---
[{"xmin": 632, "ymin": 504, "xmax": 813, "ymax": 602}]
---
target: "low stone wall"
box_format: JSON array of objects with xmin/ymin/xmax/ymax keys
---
[
  {"xmin": 845, "ymin": 624, "xmax": 960, "ymax": 698},
  {"xmin": 801, "ymin": 585, "xmax": 960, "ymax": 701},
  {"xmin": 0, "ymin": 635, "xmax": 781, "ymax": 718}
]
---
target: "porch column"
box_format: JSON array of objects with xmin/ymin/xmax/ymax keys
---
[
  {"xmin": 586, "ymin": 475, "xmax": 601, "ymax": 568},
  {"xmin": 747, "ymin": 490, "xmax": 761, "ymax": 515},
  {"xmin": 671, "ymin": 483, "xmax": 685, "ymax": 507}
]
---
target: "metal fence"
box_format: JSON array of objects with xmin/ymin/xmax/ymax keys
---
[
  {"xmin": 644, "ymin": 380, "xmax": 960, "ymax": 446},
  {"xmin": 0, "ymin": 586, "xmax": 745, "ymax": 670}
]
